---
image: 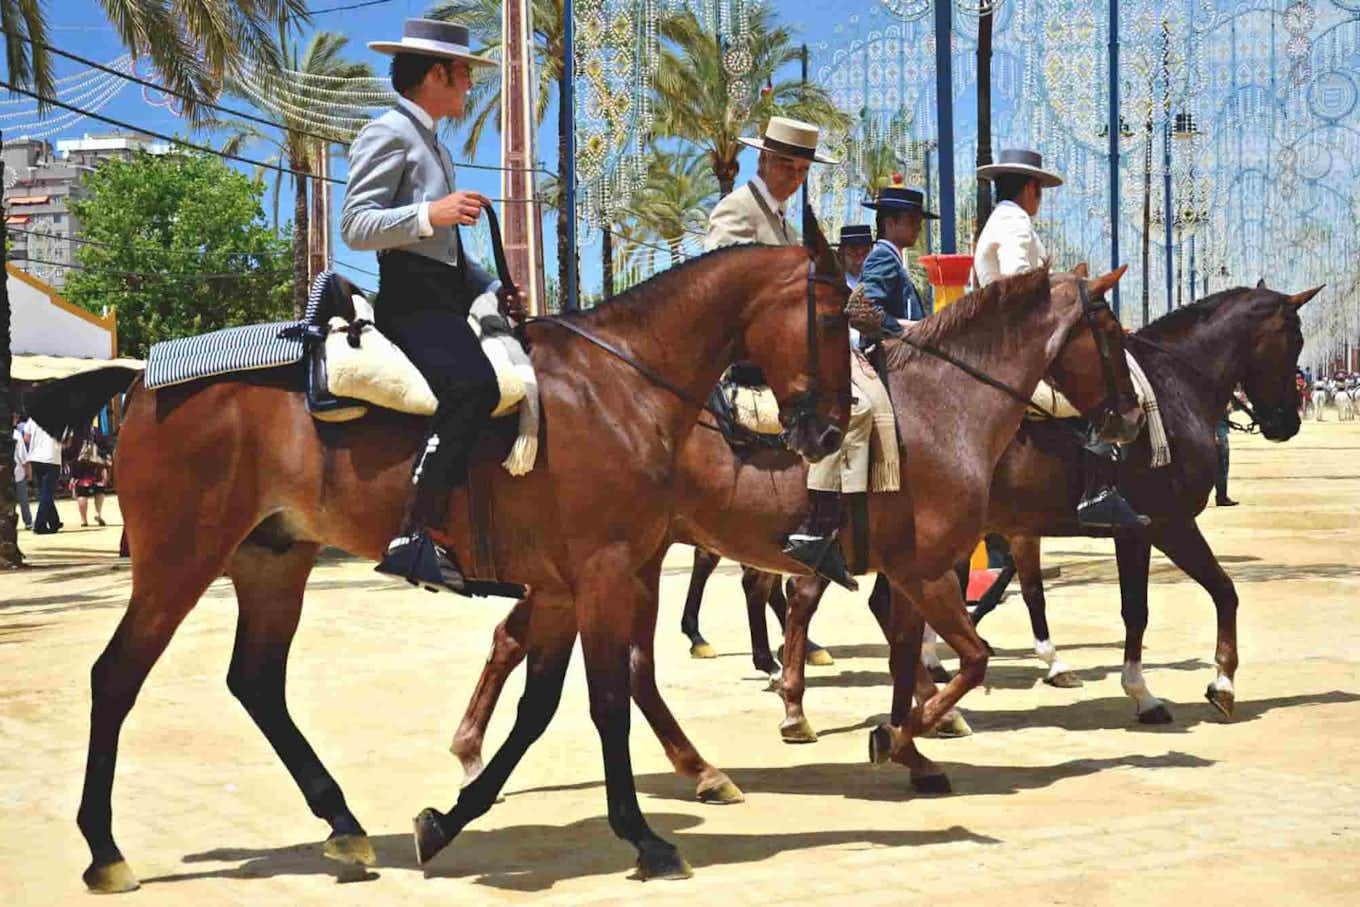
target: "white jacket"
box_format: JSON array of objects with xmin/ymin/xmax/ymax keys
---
[{"xmin": 973, "ymin": 200, "xmax": 1047, "ymax": 287}]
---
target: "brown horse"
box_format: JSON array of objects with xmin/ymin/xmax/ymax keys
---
[
  {"xmin": 449, "ymin": 267, "xmax": 1142, "ymax": 796},
  {"xmin": 958, "ymin": 281, "xmax": 1320, "ymax": 722},
  {"xmin": 31, "ymin": 240, "xmax": 856, "ymax": 891}
]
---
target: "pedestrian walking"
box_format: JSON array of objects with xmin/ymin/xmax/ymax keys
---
[
  {"xmin": 12, "ymin": 413, "xmax": 33, "ymax": 530},
  {"xmin": 26, "ymin": 418, "xmax": 63, "ymax": 535}
]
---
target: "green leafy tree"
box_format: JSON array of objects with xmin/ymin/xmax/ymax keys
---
[
  {"xmin": 653, "ymin": 5, "xmax": 850, "ymax": 197},
  {"xmin": 63, "ymin": 152, "xmax": 292, "ymax": 358},
  {"xmin": 623, "ymin": 149, "xmax": 718, "ymax": 269}
]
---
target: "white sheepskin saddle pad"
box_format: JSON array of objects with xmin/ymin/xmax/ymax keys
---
[{"xmin": 729, "ymin": 385, "xmax": 783, "ymax": 435}]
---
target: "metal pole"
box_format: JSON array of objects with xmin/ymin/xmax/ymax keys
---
[
  {"xmin": 562, "ymin": 0, "xmax": 578, "ymax": 310},
  {"xmin": 800, "ymin": 43, "xmax": 809, "ymax": 217},
  {"xmin": 1188, "ymin": 232, "xmax": 1196, "ymax": 301},
  {"xmin": 924, "ymin": 143, "xmax": 934, "ymax": 254},
  {"xmin": 1161, "ymin": 19, "xmax": 1173, "ymax": 314},
  {"xmin": 1107, "ymin": 0, "xmax": 1121, "ymax": 318},
  {"xmin": 934, "ymin": 0, "xmax": 956, "ymax": 253}
]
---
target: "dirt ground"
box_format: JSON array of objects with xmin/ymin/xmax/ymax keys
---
[{"xmin": 3, "ymin": 421, "xmax": 1359, "ymax": 906}]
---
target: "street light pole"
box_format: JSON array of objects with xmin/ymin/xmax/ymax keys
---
[
  {"xmin": 1107, "ymin": 0, "xmax": 1121, "ymax": 318},
  {"xmin": 934, "ymin": 0, "xmax": 956, "ymax": 253},
  {"xmin": 562, "ymin": 0, "xmax": 578, "ymax": 311}
]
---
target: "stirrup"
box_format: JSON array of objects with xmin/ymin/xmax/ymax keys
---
[
  {"xmin": 1077, "ymin": 488, "xmax": 1150, "ymax": 529},
  {"xmin": 782, "ymin": 534, "xmax": 859, "ymax": 591},
  {"xmin": 376, "ymin": 532, "xmax": 528, "ymax": 598}
]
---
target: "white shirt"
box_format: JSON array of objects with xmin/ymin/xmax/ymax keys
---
[
  {"xmin": 12, "ymin": 426, "xmax": 28, "ymax": 483},
  {"xmin": 973, "ymin": 200, "xmax": 1048, "ymax": 287},
  {"xmin": 396, "ymin": 95, "xmax": 438, "ymax": 238},
  {"xmin": 24, "ymin": 420, "xmax": 61, "ymax": 466},
  {"xmin": 749, "ymin": 175, "xmax": 789, "ymax": 223}
]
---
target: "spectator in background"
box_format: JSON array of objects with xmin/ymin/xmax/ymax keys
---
[
  {"xmin": 65, "ymin": 426, "xmax": 111, "ymax": 528},
  {"xmin": 26, "ymin": 417, "xmax": 63, "ymax": 535},
  {"xmin": 12, "ymin": 413, "xmax": 32, "ymax": 531}
]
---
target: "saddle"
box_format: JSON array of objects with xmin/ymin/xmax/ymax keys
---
[
  {"xmin": 303, "ymin": 271, "xmax": 541, "ymax": 476},
  {"xmin": 708, "ymin": 367, "xmax": 787, "ymax": 454}
]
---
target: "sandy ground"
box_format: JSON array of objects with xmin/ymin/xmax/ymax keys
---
[{"xmin": 2, "ymin": 421, "xmax": 1359, "ymax": 906}]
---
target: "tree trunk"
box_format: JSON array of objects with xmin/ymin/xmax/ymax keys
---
[
  {"xmin": 556, "ymin": 65, "xmax": 574, "ymax": 311},
  {"xmin": 974, "ymin": 2, "xmax": 994, "ymax": 245},
  {"xmin": 602, "ymin": 224, "xmax": 614, "ymax": 298},
  {"xmin": 713, "ymin": 150, "xmax": 740, "ymax": 198},
  {"xmin": 0, "ymin": 136, "xmax": 23, "ymax": 568},
  {"xmin": 291, "ymin": 159, "xmax": 310, "ymax": 320}
]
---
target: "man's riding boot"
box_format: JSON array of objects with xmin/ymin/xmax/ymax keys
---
[
  {"xmin": 782, "ymin": 490, "xmax": 859, "ymax": 591},
  {"xmin": 1215, "ymin": 443, "xmax": 1238, "ymax": 506},
  {"xmin": 376, "ymin": 427, "xmax": 471, "ymax": 594},
  {"xmin": 1076, "ymin": 439, "xmax": 1150, "ymax": 529}
]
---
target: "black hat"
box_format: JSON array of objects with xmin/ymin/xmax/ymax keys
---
[
  {"xmin": 369, "ymin": 18, "xmax": 497, "ymax": 67},
  {"xmin": 839, "ymin": 224, "xmax": 873, "ymax": 246},
  {"xmin": 862, "ymin": 185, "xmax": 939, "ymax": 219}
]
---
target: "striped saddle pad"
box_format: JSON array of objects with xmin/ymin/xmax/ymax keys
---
[{"xmin": 144, "ymin": 322, "xmax": 305, "ymax": 390}]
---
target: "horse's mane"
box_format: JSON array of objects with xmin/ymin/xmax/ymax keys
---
[
  {"xmin": 881, "ymin": 268, "xmax": 1052, "ymax": 370},
  {"xmin": 1135, "ymin": 286, "xmax": 1264, "ymax": 342},
  {"xmin": 533, "ymin": 244, "xmax": 806, "ymax": 335}
]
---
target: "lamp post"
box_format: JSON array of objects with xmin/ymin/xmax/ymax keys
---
[
  {"xmin": 1107, "ymin": 0, "xmax": 1121, "ymax": 318},
  {"xmin": 934, "ymin": 0, "xmax": 956, "ymax": 253},
  {"xmin": 562, "ymin": 0, "xmax": 578, "ymax": 311}
]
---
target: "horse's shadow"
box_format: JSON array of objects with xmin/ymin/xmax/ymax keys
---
[
  {"xmin": 803, "ymin": 657, "xmax": 1212, "ymax": 692},
  {"xmin": 148, "ymin": 812, "xmax": 997, "ymax": 893}
]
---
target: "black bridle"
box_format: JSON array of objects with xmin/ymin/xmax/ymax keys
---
[
  {"xmin": 529, "ymin": 256, "xmax": 846, "ymax": 444},
  {"xmin": 893, "ymin": 278, "xmax": 1127, "ymax": 428}
]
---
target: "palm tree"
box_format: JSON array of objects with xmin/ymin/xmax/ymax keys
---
[
  {"xmin": 652, "ymin": 6, "xmax": 850, "ymax": 197},
  {"xmin": 427, "ymin": 0, "xmax": 570, "ymax": 296},
  {"xmin": 2, "ymin": 1, "xmax": 306, "ymax": 567},
  {"xmin": 621, "ymin": 149, "xmax": 718, "ymax": 270},
  {"xmin": 208, "ymin": 30, "xmax": 375, "ymax": 315}
]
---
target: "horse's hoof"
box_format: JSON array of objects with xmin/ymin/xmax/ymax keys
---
[
  {"xmin": 1137, "ymin": 702, "xmax": 1175, "ymax": 725},
  {"xmin": 925, "ymin": 711, "xmax": 973, "ymax": 739},
  {"xmin": 868, "ymin": 724, "xmax": 893, "ymax": 765},
  {"xmin": 324, "ymin": 833, "xmax": 377, "ymax": 868},
  {"xmin": 635, "ymin": 845, "xmax": 693, "ymax": 881},
  {"xmin": 696, "ymin": 778, "xmax": 745, "ymax": 805},
  {"xmin": 910, "ymin": 772, "xmax": 953, "ymax": 795},
  {"xmin": 1044, "ymin": 670, "xmax": 1083, "ymax": 689},
  {"xmin": 412, "ymin": 808, "xmax": 451, "ymax": 866},
  {"xmin": 83, "ymin": 859, "xmax": 139, "ymax": 894},
  {"xmin": 928, "ymin": 664, "xmax": 952, "ymax": 684},
  {"xmin": 780, "ymin": 716, "xmax": 818, "ymax": 744},
  {"xmin": 1205, "ymin": 685, "xmax": 1235, "ymax": 719},
  {"xmin": 766, "ymin": 672, "xmax": 782, "ymax": 693},
  {"xmin": 805, "ymin": 645, "xmax": 834, "ymax": 667},
  {"xmin": 689, "ymin": 642, "xmax": 718, "ymax": 659}
]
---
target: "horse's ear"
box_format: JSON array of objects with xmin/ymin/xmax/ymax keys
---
[
  {"xmin": 1072, "ymin": 262, "xmax": 1090, "ymax": 278},
  {"xmin": 1256, "ymin": 278, "xmax": 1267, "ymax": 289},
  {"xmin": 1288, "ymin": 285, "xmax": 1324, "ymax": 307},
  {"xmin": 804, "ymin": 204, "xmax": 842, "ymax": 277},
  {"xmin": 1088, "ymin": 264, "xmax": 1128, "ymax": 297}
]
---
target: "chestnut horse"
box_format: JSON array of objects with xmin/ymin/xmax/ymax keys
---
[
  {"xmin": 958, "ymin": 282, "xmax": 1319, "ymax": 722},
  {"xmin": 32, "ymin": 240, "xmax": 855, "ymax": 891},
  {"xmin": 449, "ymin": 267, "xmax": 1142, "ymax": 796}
]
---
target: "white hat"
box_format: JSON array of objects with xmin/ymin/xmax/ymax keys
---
[
  {"xmin": 977, "ymin": 148, "xmax": 1064, "ymax": 188},
  {"xmin": 738, "ymin": 116, "xmax": 838, "ymax": 165},
  {"xmin": 369, "ymin": 18, "xmax": 497, "ymax": 68}
]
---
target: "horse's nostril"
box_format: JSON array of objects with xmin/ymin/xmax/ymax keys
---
[{"xmin": 819, "ymin": 425, "xmax": 843, "ymax": 451}]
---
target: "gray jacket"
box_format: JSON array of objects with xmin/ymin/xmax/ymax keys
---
[{"xmin": 341, "ymin": 106, "xmax": 493, "ymax": 290}]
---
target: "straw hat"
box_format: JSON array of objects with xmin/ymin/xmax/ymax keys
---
[
  {"xmin": 976, "ymin": 148, "xmax": 1064, "ymax": 188},
  {"xmin": 738, "ymin": 116, "xmax": 838, "ymax": 164},
  {"xmin": 369, "ymin": 19, "xmax": 497, "ymax": 68}
]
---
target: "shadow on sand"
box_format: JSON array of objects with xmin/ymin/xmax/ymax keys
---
[{"xmin": 149, "ymin": 813, "xmax": 996, "ymax": 893}]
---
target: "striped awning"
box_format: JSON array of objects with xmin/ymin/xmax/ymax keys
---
[
  {"xmin": 6, "ymin": 195, "xmax": 51, "ymax": 205},
  {"xmin": 5, "ymin": 214, "xmax": 31, "ymax": 225}
]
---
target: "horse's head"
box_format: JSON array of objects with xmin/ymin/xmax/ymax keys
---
[
  {"xmin": 743, "ymin": 212, "xmax": 852, "ymax": 462},
  {"xmin": 1239, "ymin": 282, "xmax": 1321, "ymax": 441},
  {"xmin": 1044, "ymin": 266, "xmax": 1144, "ymax": 445}
]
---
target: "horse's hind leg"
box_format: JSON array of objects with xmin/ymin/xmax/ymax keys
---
[
  {"xmin": 450, "ymin": 595, "xmax": 534, "ymax": 784},
  {"xmin": 77, "ymin": 540, "xmax": 235, "ymax": 892},
  {"xmin": 680, "ymin": 548, "xmax": 722, "ymax": 658},
  {"xmin": 1115, "ymin": 535, "xmax": 1173, "ymax": 724},
  {"xmin": 1153, "ymin": 521, "xmax": 1239, "ymax": 718},
  {"xmin": 742, "ymin": 568, "xmax": 781, "ymax": 678},
  {"xmin": 770, "ymin": 574, "xmax": 834, "ymax": 666},
  {"xmin": 776, "ymin": 575, "xmax": 830, "ymax": 742},
  {"xmin": 1012, "ymin": 536, "xmax": 1081, "ymax": 688},
  {"xmin": 224, "ymin": 542, "xmax": 373, "ymax": 872}
]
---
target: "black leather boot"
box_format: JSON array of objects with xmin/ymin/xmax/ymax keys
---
[
  {"xmin": 1077, "ymin": 439, "xmax": 1150, "ymax": 529},
  {"xmin": 376, "ymin": 426, "xmax": 473, "ymax": 595},
  {"xmin": 782, "ymin": 491, "xmax": 859, "ymax": 591}
]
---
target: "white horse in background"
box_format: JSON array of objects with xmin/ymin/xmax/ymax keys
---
[
  {"xmin": 1338, "ymin": 382, "xmax": 1357, "ymax": 421},
  {"xmin": 1313, "ymin": 380, "xmax": 1334, "ymax": 421}
]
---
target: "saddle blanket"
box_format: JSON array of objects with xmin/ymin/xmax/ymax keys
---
[{"xmin": 145, "ymin": 322, "xmax": 304, "ymax": 390}]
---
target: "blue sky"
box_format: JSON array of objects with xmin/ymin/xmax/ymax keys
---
[{"xmin": 18, "ymin": 0, "xmax": 842, "ymax": 297}]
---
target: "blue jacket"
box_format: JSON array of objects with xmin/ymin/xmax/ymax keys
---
[{"xmin": 859, "ymin": 240, "xmax": 928, "ymax": 341}]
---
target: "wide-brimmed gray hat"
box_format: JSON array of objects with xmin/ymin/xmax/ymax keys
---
[
  {"xmin": 977, "ymin": 148, "xmax": 1063, "ymax": 188},
  {"xmin": 369, "ymin": 18, "xmax": 497, "ymax": 68},
  {"xmin": 738, "ymin": 116, "xmax": 838, "ymax": 165}
]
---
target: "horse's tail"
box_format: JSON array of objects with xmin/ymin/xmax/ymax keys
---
[{"xmin": 24, "ymin": 365, "xmax": 143, "ymax": 438}]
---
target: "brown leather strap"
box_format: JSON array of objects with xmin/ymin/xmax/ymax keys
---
[{"xmin": 747, "ymin": 183, "xmax": 792, "ymax": 244}]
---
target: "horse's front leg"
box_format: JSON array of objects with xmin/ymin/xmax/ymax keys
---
[
  {"xmin": 894, "ymin": 571, "xmax": 990, "ymax": 738},
  {"xmin": 1153, "ymin": 521, "xmax": 1240, "ymax": 718},
  {"xmin": 776, "ymin": 575, "xmax": 831, "ymax": 742},
  {"xmin": 741, "ymin": 568, "xmax": 781, "ymax": 678},
  {"xmin": 1012, "ymin": 535, "xmax": 1082, "ymax": 688},
  {"xmin": 680, "ymin": 548, "xmax": 722, "ymax": 658},
  {"xmin": 449, "ymin": 595, "xmax": 534, "ymax": 785},
  {"xmin": 1115, "ymin": 535, "xmax": 1174, "ymax": 723}
]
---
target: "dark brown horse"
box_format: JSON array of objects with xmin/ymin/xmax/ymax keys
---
[
  {"xmin": 31, "ymin": 241, "xmax": 855, "ymax": 891},
  {"xmin": 957, "ymin": 281, "xmax": 1320, "ymax": 723},
  {"xmin": 449, "ymin": 267, "xmax": 1142, "ymax": 795}
]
